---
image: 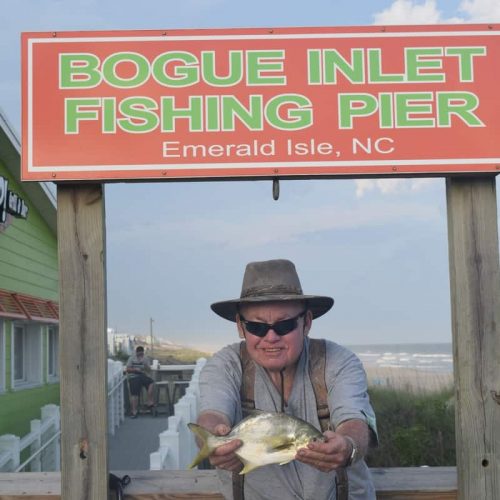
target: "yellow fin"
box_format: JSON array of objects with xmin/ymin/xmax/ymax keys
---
[
  {"xmin": 187, "ymin": 423, "xmax": 215, "ymax": 469},
  {"xmin": 239, "ymin": 458, "xmax": 261, "ymax": 475}
]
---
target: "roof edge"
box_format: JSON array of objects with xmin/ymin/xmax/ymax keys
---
[{"xmin": 0, "ymin": 108, "xmax": 57, "ymax": 233}]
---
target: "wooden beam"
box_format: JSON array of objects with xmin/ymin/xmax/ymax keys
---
[
  {"xmin": 57, "ymin": 184, "xmax": 108, "ymax": 500},
  {"xmin": 0, "ymin": 468, "xmax": 458, "ymax": 499},
  {"xmin": 446, "ymin": 176, "xmax": 500, "ymax": 500}
]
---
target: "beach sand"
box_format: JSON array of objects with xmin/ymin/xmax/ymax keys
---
[{"xmin": 364, "ymin": 365, "xmax": 454, "ymax": 393}]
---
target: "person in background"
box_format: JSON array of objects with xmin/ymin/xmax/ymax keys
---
[
  {"xmin": 126, "ymin": 346, "xmax": 155, "ymax": 418},
  {"xmin": 196, "ymin": 259, "xmax": 378, "ymax": 499}
]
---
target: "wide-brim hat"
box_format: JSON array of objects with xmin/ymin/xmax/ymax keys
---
[{"xmin": 211, "ymin": 259, "xmax": 334, "ymax": 322}]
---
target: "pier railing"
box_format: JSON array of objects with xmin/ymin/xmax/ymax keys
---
[
  {"xmin": 149, "ymin": 358, "xmax": 205, "ymax": 470},
  {"xmin": 0, "ymin": 404, "xmax": 60, "ymax": 473},
  {"xmin": 0, "ymin": 359, "xmax": 126, "ymax": 473},
  {"xmin": 0, "ymin": 467, "xmax": 458, "ymax": 498}
]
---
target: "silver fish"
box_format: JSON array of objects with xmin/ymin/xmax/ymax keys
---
[{"xmin": 188, "ymin": 411, "xmax": 324, "ymax": 474}]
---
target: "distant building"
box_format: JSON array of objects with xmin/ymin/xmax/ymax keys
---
[
  {"xmin": 107, "ymin": 329, "xmax": 135, "ymax": 356},
  {"xmin": 0, "ymin": 110, "xmax": 59, "ymax": 437}
]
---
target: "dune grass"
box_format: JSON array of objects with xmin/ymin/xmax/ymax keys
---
[{"xmin": 366, "ymin": 384, "xmax": 456, "ymax": 467}]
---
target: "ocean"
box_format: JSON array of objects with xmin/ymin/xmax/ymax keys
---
[{"xmin": 347, "ymin": 343, "xmax": 453, "ymax": 373}]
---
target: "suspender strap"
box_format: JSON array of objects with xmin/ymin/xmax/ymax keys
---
[
  {"xmin": 240, "ymin": 342, "xmax": 256, "ymax": 416},
  {"xmin": 307, "ymin": 339, "xmax": 348, "ymax": 500},
  {"xmin": 335, "ymin": 468, "xmax": 349, "ymax": 500},
  {"xmin": 232, "ymin": 473, "xmax": 245, "ymax": 500},
  {"xmin": 307, "ymin": 339, "xmax": 330, "ymax": 433}
]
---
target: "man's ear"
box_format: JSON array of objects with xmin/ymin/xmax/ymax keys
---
[
  {"xmin": 236, "ymin": 314, "xmax": 246, "ymax": 339},
  {"xmin": 303, "ymin": 310, "xmax": 313, "ymax": 337}
]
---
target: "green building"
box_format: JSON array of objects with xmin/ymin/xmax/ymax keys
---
[{"xmin": 0, "ymin": 111, "xmax": 59, "ymax": 437}]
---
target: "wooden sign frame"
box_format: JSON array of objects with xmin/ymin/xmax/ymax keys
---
[{"xmin": 54, "ymin": 175, "xmax": 500, "ymax": 499}]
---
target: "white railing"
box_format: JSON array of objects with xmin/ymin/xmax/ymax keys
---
[
  {"xmin": 108, "ymin": 359, "xmax": 126, "ymax": 436},
  {"xmin": 0, "ymin": 359, "xmax": 126, "ymax": 472},
  {"xmin": 150, "ymin": 357, "xmax": 206, "ymax": 470},
  {"xmin": 0, "ymin": 404, "xmax": 60, "ymax": 472}
]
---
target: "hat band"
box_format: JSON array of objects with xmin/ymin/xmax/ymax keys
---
[{"xmin": 241, "ymin": 284, "xmax": 303, "ymax": 298}]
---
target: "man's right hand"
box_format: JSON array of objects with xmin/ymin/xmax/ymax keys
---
[{"xmin": 208, "ymin": 424, "xmax": 243, "ymax": 472}]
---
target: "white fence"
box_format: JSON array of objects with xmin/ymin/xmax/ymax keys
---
[
  {"xmin": 0, "ymin": 404, "xmax": 60, "ymax": 472},
  {"xmin": 0, "ymin": 359, "xmax": 126, "ymax": 472},
  {"xmin": 108, "ymin": 359, "xmax": 126, "ymax": 436},
  {"xmin": 150, "ymin": 357, "xmax": 206, "ymax": 470}
]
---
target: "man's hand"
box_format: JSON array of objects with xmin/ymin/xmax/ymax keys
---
[
  {"xmin": 296, "ymin": 431, "xmax": 351, "ymax": 472},
  {"xmin": 207, "ymin": 424, "xmax": 243, "ymax": 472},
  {"xmin": 196, "ymin": 412, "xmax": 243, "ymax": 472}
]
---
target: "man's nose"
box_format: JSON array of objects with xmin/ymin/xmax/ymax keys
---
[{"xmin": 264, "ymin": 328, "xmax": 281, "ymax": 341}]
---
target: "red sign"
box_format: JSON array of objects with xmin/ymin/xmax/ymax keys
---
[{"xmin": 21, "ymin": 25, "xmax": 500, "ymax": 181}]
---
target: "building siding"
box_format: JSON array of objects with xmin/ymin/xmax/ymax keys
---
[{"xmin": 0, "ymin": 160, "xmax": 58, "ymax": 301}]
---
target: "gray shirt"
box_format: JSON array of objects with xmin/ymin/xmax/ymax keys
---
[
  {"xmin": 199, "ymin": 337, "xmax": 377, "ymax": 500},
  {"xmin": 126, "ymin": 353, "xmax": 151, "ymax": 378}
]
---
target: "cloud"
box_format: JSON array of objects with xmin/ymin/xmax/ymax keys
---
[
  {"xmin": 373, "ymin": 0, "xmax": 500, "ymax": 26},
  {"xmin": 355, "ymin": 178, "xmax": 440, "ymax": 198},
  {"xmin": 459, "ymin": 0, "xmax": 500, "ymax": 21},
  {"xmin": 373, "ymin": 0, "xmax": 449, "ymax": 25},
  {"xmin": 375, "ymin": 0, "xmax": 432, "ymax": 24}
]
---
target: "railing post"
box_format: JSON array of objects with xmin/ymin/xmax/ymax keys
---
[
  {"xmin": 29, "ymin": 419, "xmax": 42, "ymax": 472},
  {"xmin": 42, "ymin": 404, "xmax": 61, "ymax": 471},
  {"xmin": 108, "ymin": 360, "xmax": 115, "ymax": 436},
  {"xmin": 118, "ymin": 362, "xmax": 125, "ymax": 424},
  {"xmin": 159, "ymin": 416, "xmax": 180, "ymax": 469},
  {"xmin": 0, "ymin": 435, "xmax": 20, "ymax": 471}
]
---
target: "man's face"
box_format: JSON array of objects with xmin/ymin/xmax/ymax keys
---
[{"xmin": 237, "ymin": 301, "xmax": 312, "ymax": 373}]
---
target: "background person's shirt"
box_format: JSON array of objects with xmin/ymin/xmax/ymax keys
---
[{"xmin": 126, "ymin": 354, "xmax": 151, "ymax": 378}]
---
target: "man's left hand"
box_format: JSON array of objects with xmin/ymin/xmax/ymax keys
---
[{"xmin": 296, "ymin": 431, "xmax": 351, "ymax": 472}]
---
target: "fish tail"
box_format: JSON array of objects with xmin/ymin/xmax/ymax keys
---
[{"xmin": 187, "ymin": 423, "xmax": 215, "ymax": 469}]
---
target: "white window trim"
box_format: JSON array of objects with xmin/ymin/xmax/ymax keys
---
[
  {"xmin": 11, "ymin": 322, "xmax": 44, "ymax": 391},
  {"xmin": 47, "ymin": 326, "xmax": 59, "ymax": 383}
]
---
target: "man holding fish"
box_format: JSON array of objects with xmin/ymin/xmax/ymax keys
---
[{"xmin": 192, "ymin": 259, "xmax": 377, "ymax": 499}]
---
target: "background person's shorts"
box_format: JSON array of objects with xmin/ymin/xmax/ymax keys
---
[{"xmin": 129, "ymin": 374, "xmax": 154, "ymax": 396}]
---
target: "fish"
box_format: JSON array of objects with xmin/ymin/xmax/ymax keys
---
[{"xmin": 188, "ymin": 411, "xmax": 324, "ymax": 475}]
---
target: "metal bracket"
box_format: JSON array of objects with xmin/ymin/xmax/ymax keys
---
[{"xmin": 272, "ymin": 178, "xmax": 280, "ymax": 201}]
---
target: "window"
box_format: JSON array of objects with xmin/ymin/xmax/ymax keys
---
[
  {"xmin": 13, "ymin": 325, "xmax": 25, "ymax": 382},
  {"xmin": 12, "ymin": 322, "xmax": 42, "ymax": 388},
  {"xmin": 48, "ymin": 326, "xmax": 59, "ymax": 380}
]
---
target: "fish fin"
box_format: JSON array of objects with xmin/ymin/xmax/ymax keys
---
[
  {"xmin": 239, "ymin": 458, "xmax": 261, "ymax": 475},
  {"xmin": 187, "ymin": 423, "xmax": 215, "ymax": 469},
  {"xmin": 267, "ymin": 441, "xmax": 295, "ymax": 453},
  {"xmin": 279, "ymin": 458, "xmax": 294, "ymax": 466}
]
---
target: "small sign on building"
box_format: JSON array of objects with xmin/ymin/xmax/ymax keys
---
[{"xmin": 0, "ymin": 175, "xmax": 29, "ymax": 228}]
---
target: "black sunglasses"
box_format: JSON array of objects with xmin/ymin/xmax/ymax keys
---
[{"xmin": 239, "ymin": 310, "xmax": 307, "ymax": 338}]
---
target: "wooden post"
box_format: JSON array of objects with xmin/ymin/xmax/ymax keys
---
[
  {"xmin": 446, "ymin": 176, "xmax": 500, "ymax": 500},
  {"xmin": 57, "ymin": 184, "xmax": 108, "ymax": 499}
]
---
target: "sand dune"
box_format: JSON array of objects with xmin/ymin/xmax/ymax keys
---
[{"xmin": 364, "ymin": 365, "xmax": 453, "ymax": 393}]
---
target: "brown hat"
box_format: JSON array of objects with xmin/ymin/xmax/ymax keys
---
[{"xmin": 211, "ymin": 259, "xmax": 334, "ymax": 322}]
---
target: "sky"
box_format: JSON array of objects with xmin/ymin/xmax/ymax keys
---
[{"xmin": 1, "ymin": 0, "xmax": 499, "ymax": 351}]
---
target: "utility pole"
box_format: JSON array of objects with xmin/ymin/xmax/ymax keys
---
[{"xmin": 149, "ymin": 317, "xmax": 154, "ymax": 358}]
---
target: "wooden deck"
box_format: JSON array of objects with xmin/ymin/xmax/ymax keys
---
[{"xmin": 0, "ymin": 467, "xmax": 457, "ymax": 499}]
